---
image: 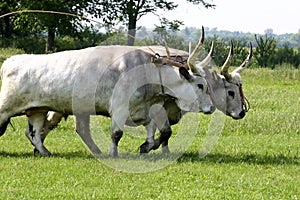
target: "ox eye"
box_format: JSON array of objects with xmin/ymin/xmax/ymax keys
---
[
  {"xmin": 197, "ymin": 84, "xmax": 204, "ymax": 90},
  {"xmin": 228, "ymin": 91, "xmax": 235, "ymax": 98}
]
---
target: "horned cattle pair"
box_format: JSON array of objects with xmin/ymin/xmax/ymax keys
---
[{"xmin": 0, "ymin": 28, "xmax": 252, "ymax": 157}]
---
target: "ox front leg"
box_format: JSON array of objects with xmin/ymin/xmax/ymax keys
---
[
  {"xmin": 140, "ymin": 121, "xmax": 156, "ymax": 154},
  {"xmin": 25, "ymin": 111, "xmax": 51, "ymax": 156},
  {"xmin": 75, "ymin": 114, "xmax": 102, "ymax": 155},
  {"xmin": 147, "ymin": 104, "xmax": 172, "ymax": 154},
  {"xmin": 159, "ymin": 128, "xmax": 172, "ymax": 154}
]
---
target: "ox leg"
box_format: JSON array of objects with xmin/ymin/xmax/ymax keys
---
[
  {"xmin": 140, "ymin": 121, "xmax": 156, "ymax": 154},
  {"xmin": 141, "ymin": 123, "xmax": 171, "ymax": 154},
  {"xmin": 26, "ymin": 111, "xmax": 51, "ymax": 156},
  {"xmin": 150, "ymin": 105, "xmax": 172, "ymax": 154},
  {"xmin": 109, "ymin": 116, "xmax": 127, "ymax": 158},
  {"xmin": 109, "ymin": 127, "xmax": 123, "ymax": 158},
  {"xmin": 157, "ymin": 128, "xmax": 172, "ymax": 154},
  {"xmin": 75, "ymin": 114, "xmax": 102, "ymax": 155},
  {"xmin": 42, "ymin": 111, "xmax": 64, "ymax": 140},
  {"xmin": 140, "ymin": 103, "xmax": 171, "ymax": 154},
  {"xmin": 30, "ymin": 111, "xmax": 64, "ymax": 154}
]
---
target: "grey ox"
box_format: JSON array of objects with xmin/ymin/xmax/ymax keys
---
[
  {"xmin": 23, "ymin": 38, "xmax": 252, "ymax": 156},
  {"xmin": 0, "ymin": 32, "xmax": 215, "ymax": 157}
]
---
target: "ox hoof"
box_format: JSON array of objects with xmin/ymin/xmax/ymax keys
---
[
  {"xmin": 109, "ymin": 151, "xmax": 118, "ymax": 158},
  {"xmin": 161, "ymin": 146, "xmax": 170, "ymax": 154},
  {"xmin": 109, "ymin": 149, "xmax": 118, "ymax": 158},
  {"xmin": 90, "ymin": 148, "xmax": 102, "ymax": 155},
  {"xmin": 139, "ymin": 142, "xmax": 151, "ymax": 154},
  {"xmin": 33, "ymin": 147, "xmax": 51, "ymax": 156},
  {"xmin": 109, "ymin": 143, "xmax": 119, "ymax": 158}
]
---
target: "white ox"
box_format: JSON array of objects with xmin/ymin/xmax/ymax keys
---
[
  {"xmin": 25, "ymin": 39, "xmax": 252, "ymax": 155},
  {"xmin": 140, "ymin": 41, "xmax": 253, "ymax": 152},
  {"xmin": 0, "ymin": 34, "xmax": 214, "ymax": 157}
]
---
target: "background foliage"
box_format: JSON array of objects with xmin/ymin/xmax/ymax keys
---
[{"xmin": 0, "ymin": 0, "xmax": 299, "ymax": 68}]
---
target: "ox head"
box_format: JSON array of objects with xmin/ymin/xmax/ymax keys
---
[
  {"xmin": 182, "ymin": 26, "xmax": 215, "ymax": 114},
  {"xmin": 201, "ymin": 41, "xmax": 253, "ymax": 119},
  {"xmin": 150, "ymin": 27, "xmax": 215, "ymax": 114},
  {"xmin": 174, "ymin": 65, "xmax": 215, "ymax": 114}
]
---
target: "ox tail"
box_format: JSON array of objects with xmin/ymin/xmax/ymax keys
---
[
  {"xmin": 0, "ymin": 112, "xmax": 25, "ymax": 136},
  {"xmin": 0, "ymin": 118, "xmax": 10, "ymax": 136}
]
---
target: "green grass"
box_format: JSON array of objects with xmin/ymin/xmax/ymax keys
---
[{"xmin": 0, "ymin": 49, "xmax": 299, "ymax": 199}]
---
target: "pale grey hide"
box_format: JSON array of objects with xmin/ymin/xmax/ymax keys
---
[
  {"xmin": 26, "ymin": 41, "xmax": 252, "ymax": 156},
  {"xmin": 0, "ymin": 45, "xmax": 214, "ymax": 157}
]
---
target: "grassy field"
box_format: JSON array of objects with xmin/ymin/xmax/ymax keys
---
[{"xmin": 0, "ymin": 49, "xmax": 299, "ymax": 199}]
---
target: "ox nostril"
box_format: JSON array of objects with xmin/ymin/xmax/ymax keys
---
[
  {"xmin": 204, "ymin": 106, "xmax": 215, "ymax": 114},
  {"xmin": 239, "ymin": 110, "xmax": 246, "ymax": 118}
]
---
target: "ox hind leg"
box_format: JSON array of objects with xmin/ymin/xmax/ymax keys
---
[
  {"xmin": 41, "ymin": 111, "xmax": 64, "ymax": 142},
  {"xmin": 75, "ymin": 114, "xmax": 102, "ymax": 155},
  {"xmin": 28, "ymin": 111, "xmax": 64, "ymax": 154},
  {"xmin": 109, "ymin": 110, "xmax": 130, "ymax": 158},
  {"xmin": 25, "ymin": 110, "xmax": 51, "ymax": 156},
  {"xmin": 109, "ymin": 119, "xmax": 123, "ymax": 158}
]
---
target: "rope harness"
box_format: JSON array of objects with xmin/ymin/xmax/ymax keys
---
[
  {"xmin": 205, "ymin": 77, "xmax": 217, "ymax": 106},
  {"xmin": 238, "ymin": 84, "xmax": 250, "ymax": 112},
  {"xmin": 152, "ymin": 53, "xmax": 220, "ymax": 110}
]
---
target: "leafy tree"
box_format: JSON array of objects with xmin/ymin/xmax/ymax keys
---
[
  {"xmin": 0, "ymin": 0, "xmax": 24, "ymax": 46},
  {"xmin": 291, "ymin": 33, "xmax": 300, "ymax": 49},
  {"xmin": 254, "ymin": 34, "xmax": 277, "ymax": 68},
  {"xmin": 0, "ymin": 1, "xmax": 17, "ymax": 38},
  {"xmin": 10, "ymin": 0, "xmax": 101, "ymax": 52},
  {"xmin": 203, "ymin": 36, "xmax": 228, "ymax": 67},
  {"xmin": 231, "ymin": 39, "xmax": 249, "ymax": 67},
  {"xmin": 274, "ymin": 45, "xmax": 300, "ymax": 68},
  {"xmin": 98, "ymin": 0, "xmax": 215, "ymax": 46},
  {"xmin": 152, "ymin": 17, "xmax": 184, "ymax": 46}
]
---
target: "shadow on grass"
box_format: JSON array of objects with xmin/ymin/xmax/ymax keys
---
[
  {"xmin": 1, "ymin": 150, "xmax": 299, "ymax": 166},
  {"xmin": 0, "ymin": 150, "xmax": 95, "ymax": 159},
  {"xmin": 178, "ymin": 152, "xmax": 300, "ymax": 166}
]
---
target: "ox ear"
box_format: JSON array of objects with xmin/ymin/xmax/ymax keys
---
[{"xmin": 179, "ymin": 67, "xmax": 192, "ymax": 81}]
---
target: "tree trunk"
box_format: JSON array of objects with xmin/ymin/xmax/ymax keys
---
[
  {"xmin": 127, "ymin": 16, "xmax": 137, "ymax": 46},
  {"xmin": 4, "ymin": 16, "xmax": 11, "ymax": 38},
  {"xmin": 127, "ymin": 29, "xmax": 136, "ymax": 46},
  {"xmin": 46, "ymin": 28, "xmax": 55, "ymax": 53}
]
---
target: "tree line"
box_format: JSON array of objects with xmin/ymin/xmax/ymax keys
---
[
  {"xmin": 0, "ymin": 0, "xmax": 299, "ymax": 68},
  {"xmin": 135, "ymin": 26, "xmax": 300, "ymax": 68},
  {"xmin": 0, "ymin": 0, "xmax": 214, "ymax": 51}
]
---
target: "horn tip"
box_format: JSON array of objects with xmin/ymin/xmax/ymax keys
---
[{"xmin": 200, "ymin": 26, "xmax": 205, "ymax": 43}]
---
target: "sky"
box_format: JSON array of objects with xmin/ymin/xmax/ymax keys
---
[{"xmin": 138, "ymin": 0, "xmax": 300, "ymax": 34}]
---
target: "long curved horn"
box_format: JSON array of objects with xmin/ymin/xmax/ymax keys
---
[
  {"xmin": 187, "ymin": 26, "xmax": 204, "ymax": 73},
  {"xmin": 220, "ymin": 40, "xmax": 234, "ymax": 81},
  {"xmin": 198, "ymin": 41, "xmax": 214, "ymax": 68},
  {"xmin": 232, "ymin": 42, "xmax": 253, "ymax": 74}
]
